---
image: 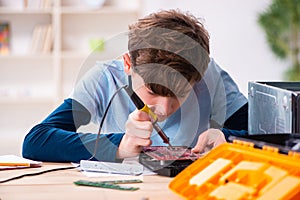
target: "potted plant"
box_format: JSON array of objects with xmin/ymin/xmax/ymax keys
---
[{"xmin": 258, "ymin": 0, "xmax": 300, "ymax": 80}]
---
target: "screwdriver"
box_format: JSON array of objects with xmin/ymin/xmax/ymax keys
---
[{"xmin": 124, "ymin": 85, "xmax": 172, "ymax": 147}]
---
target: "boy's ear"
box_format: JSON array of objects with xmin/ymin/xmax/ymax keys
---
[{"xmin": 123, "ymin": 53, "xmax": 131, "ymax": 74}]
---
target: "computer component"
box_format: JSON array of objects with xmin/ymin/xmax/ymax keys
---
[
  {"xmin": 74, "ymin": 179, "xmax": 142, "ymax": 191},
  {"xmin": 139, "ymin": 146, "xmax": 202, "ymax": 177},
  {"xmin": 248, "ymin": 81, "xmax": 300, "ymax": 134}
]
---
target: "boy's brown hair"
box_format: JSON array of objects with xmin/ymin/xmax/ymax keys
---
[{"xmin": 128, "ymin": 9, "xmax": 210, "ymax": 97}]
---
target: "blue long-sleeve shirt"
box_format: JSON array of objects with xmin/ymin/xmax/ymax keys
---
[
  {"xmin": 22, "ymin": 98, "xmax": 124, "ymax": 163},
  {"xmin": 22, "ymin": 58, "xmax": 248, "ymax": 162}
]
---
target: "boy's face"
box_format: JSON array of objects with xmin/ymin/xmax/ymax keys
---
[{"xmin": 131, "ymin": 71, "xmax": 192, "ymax": 122}]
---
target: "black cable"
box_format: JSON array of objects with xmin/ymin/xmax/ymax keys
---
[
  {"xmin": 0, "ymin": 166, "xmax": 77, "ymax": 184},
  {"xmin": 0, "ymin": 85, "xmax": 128, "ymax": 184},
  {"xmin": 88, "ymin": 85, "xmax": 128, "ymax": 160}
]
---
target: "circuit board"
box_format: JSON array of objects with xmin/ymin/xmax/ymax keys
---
[
  {"xmin": 142, "ymin": 146, "xmax": 201, "ymax": 161},
  {"xmin": 74, "ymin": 179, "xmax": 142, "ymax": 191},
  {"xmin": 139, "ymin": 146, "xmax": 202, "ymax": 177}
]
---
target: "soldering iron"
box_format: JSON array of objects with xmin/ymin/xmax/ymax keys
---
[{"xmin": 124, "ymin": 84, "xmax": 172, "ymax": 147}]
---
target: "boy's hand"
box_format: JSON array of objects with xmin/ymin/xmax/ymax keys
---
[
  {"xmin": 116, "ymin": 109, "xmax": 153, "ymax": 159},
  {"xmin": 191, "ymin": 128, "xmax": 226, "ymax": 154}
]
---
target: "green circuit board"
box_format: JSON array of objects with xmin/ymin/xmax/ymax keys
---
[{"xmin": 74, "ymin": 179, "xmax": 142, "ymax": 191}]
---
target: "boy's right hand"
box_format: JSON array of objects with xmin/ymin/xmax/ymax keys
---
[{"xmin": 116, "ymin": 109, "xmax": 153, "ymax": 159}]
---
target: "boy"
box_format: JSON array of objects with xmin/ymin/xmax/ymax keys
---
[{"xmin": 22, "ymin": 9, "xmax": 248, "ymax": 162}]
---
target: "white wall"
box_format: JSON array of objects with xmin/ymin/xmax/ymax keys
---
[
  {"xmin": 140, "ymin": 0, "xmax": 287, "ymax": 96},
  {"xmin": 1, "ymin": 0, "xmax": 289, "ymax": 156}
]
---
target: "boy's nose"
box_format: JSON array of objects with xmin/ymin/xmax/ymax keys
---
[{"xmin": 153, "ymin": 97, "xmax": 177, "ymax": 119}]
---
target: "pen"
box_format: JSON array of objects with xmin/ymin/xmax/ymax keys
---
[
  {"xmin": 124, "ymin": 85, "xmax": 172, "ymax": 147},
  {"xmin": 0, "ymin": 162, "xmax": 30, "ymax": 167}
]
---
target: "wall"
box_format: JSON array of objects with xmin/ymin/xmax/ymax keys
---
[
  {"xmin": 1, "ymin": 0, "xmax": 288, "ymax": 156},
  {"xmin": 141, "ymin": 0, "xmax": 287, "ymax": 96}
]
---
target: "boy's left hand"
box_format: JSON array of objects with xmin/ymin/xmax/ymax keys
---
[{"xmin": 191, "ymin": 128, "xmax": 226, "ymax": 154}]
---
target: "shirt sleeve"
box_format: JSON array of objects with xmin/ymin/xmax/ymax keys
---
[
  {"xmin": 222, "ymin": 103, "xmax": 249, "ymax": 140},
  {"xmin": 222, "ymin": 128, "xmax": 248, "ymax": 141},
  {"xmin": 22, "ymin": 98, "xmax": 124, "ymax": 163},
  {"xmin": 205, "ymin": 58, "xmax": 248, "ymax": 127},
  {"xmin": 224, "ymin": 103, "xmax": 248, "ymax": 131}
]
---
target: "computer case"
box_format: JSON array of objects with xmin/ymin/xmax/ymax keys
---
[{"xmin": 248, "ymin": 81, "xmax": 300, "ymax": 134}]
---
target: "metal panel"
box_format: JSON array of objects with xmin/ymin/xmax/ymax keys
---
[{"xmin": 248, "ymin": 82, "xmax": 300, "ymax": 134}]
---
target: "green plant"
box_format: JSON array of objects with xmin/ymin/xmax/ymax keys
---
[{"xmin": 258, "ymin": 0, "xmax": 300, "ymax": 80}]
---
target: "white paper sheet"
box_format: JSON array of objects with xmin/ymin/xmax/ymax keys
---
[{"xmin": 0, "ymin": 155, "xmax": 42, "ymax": 170}]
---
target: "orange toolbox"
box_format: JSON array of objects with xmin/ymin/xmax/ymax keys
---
[{"xmin": 169, "ymin": 134, "xmax": 300, "ymax": 200}]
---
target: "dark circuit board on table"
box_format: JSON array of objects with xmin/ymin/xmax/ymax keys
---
[{"xmin": 139, "ymin": 146, "xmax": 202, "ymax": 177}]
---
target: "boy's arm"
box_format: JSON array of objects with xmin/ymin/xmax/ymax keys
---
[
  {"xmin": 192, "ymin": 104, "xmax": 248, "ymax": 153},
  {"xmin": 222, "ymin": 103, "xmax": 248, "ymax": 140},
  {"xmin": 22, "ymin": 98, "xmax": 124, "ymax": 163}
]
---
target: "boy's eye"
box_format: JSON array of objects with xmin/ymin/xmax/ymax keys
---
[{"xmin": 147, "ymin": 90, "xmax": 156, "ymax": 95}]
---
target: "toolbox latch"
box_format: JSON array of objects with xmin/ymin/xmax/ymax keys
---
[
  {"xmin": 262, "ymin": 145, "xmax": 279, "ymax": 153},
  {"xmin": 232, "ymin": 139, "xmax": 255, "ymax": 148},
  {"xmin": 288, "ymin": 151, "xmax": 300, "ymax": 158}
]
